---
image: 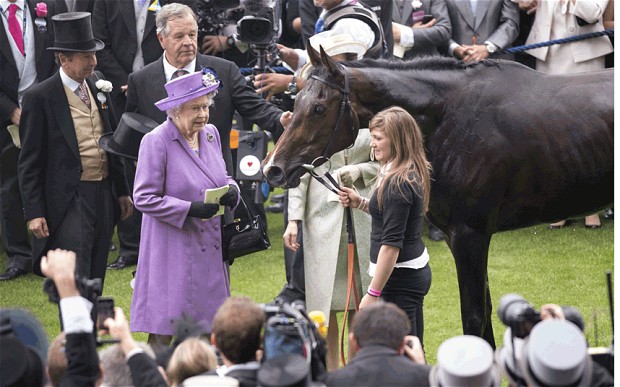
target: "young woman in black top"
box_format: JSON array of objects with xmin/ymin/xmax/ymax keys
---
[{"xmin": 338, "ymin": 106, "xmax": 432, "ymax": 343}]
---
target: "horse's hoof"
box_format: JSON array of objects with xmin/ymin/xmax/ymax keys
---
[
  {"xmin": 547, "ymin": 224, "xmax": 564, "ymax": 230},
  {"xmin": 585, "ymin": 224, "xmax": 602, "ymax": 229},
  {"xmin": 429, "ymin": 228, "xmax": 445, "ymax": 241}
]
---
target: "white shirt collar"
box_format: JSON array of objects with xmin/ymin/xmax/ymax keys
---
[
  {"xmin": 0, "ymin": 0, "xmax": 25, "ymax": 13},
  {"xmin": 162, "ymin": 53, "xmax": 196, "ymax": 82},
  {"xmin": 59, "ymin": 67, "xmax": 84, "ymax": 92}
]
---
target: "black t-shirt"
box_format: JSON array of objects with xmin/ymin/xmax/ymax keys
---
[{"xmin": 369, "ymin": 175, "xmax": 425, "ymax": 264}]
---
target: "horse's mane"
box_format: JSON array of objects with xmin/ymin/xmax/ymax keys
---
[{"xmin": 340, "ymin": 55, "xmax": 483, "ymax": 71}]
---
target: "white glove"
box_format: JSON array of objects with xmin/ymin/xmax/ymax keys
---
[{"xmin": 337, "ymin": 165, "xmax": 361, "ymax": 187}]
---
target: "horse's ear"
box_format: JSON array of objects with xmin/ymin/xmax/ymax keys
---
[
  {"xmin": 320, "ymin": 46, "xmax": 341, "ymax": 77},
  {"xmin": 308, "ymin": 40, "xmax": 321, "ymax": 66}
]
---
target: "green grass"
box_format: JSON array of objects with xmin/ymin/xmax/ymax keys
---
[{"xmin": 0, "ymin": 210, "xmax": 613, "ymax": 366}]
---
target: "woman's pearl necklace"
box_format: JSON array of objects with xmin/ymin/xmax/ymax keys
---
[{"xmin": 184, "ymin": 133, "xmax": 199, "ymax": 149}]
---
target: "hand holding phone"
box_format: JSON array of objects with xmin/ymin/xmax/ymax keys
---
[{"xmin": 96, "ymin": 296, "xmax": 115, "ymax": 330}]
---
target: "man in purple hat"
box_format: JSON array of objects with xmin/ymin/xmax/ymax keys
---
[{"xmin": 17, "ymin": 12, "xmax": 132, "ymax": 288}]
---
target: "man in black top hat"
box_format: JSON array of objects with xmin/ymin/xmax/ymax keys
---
[{"xmin": 17, "ymin": 12, "xmax": 132, "ymax": 287}]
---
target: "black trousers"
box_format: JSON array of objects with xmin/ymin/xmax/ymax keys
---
[
  {"xmin": 0, "ymin": 129, "xmax": 32, "ymax": 270},
  {"xmin": 277, "ymin": 191, "xmax": 305, "ymax": 303},
  {"xmin": 116, "ymin": 159, "xmax": 140, "ymax": 261},
  {"xmin": 382, "ymin": 265, "xmax": 432, "ymax": 345},
  {"xmin": 50, "ymin": 179, "xmax": 114, "ymax": 287}
]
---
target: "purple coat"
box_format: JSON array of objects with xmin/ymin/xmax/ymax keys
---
[{"xmin": 130, "ymin": 119, "xmax": 238, "ymax": 335}]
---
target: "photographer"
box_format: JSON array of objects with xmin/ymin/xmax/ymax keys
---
[
  {"xmin": 495, "ymin": 295, "xmax": 614, "ymax": 387},
  {"xmin": 253, "ymin": 0, "xmax": 389, "ymax": 99},
  {"xmin": 40, "ymin": 249, "xmax": 102, "ymax": 386},
  {"xmin": 104, "ymin": 307, "xmax": 169, "ymax": 387},
  {"xmin": 323, "ymin": 301, "xmax": 430, "ymax": 386}
]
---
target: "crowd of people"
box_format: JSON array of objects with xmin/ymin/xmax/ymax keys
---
[
  {"xmin": 1, "ymin": 249, "xmax": 614, "ymax": 386},
  {"xmin": 0, "ymin": 0, "xmax": 614, "ymax": 385}
]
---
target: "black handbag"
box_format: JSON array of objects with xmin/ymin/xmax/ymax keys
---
[{"xmin": 222, "ymin": 196, "xmax": 271, "ymax": 261}]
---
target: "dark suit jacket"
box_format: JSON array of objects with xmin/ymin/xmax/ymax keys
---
[
  {"xmin": 0, "ymin": 0, "xmax": 56, "ymax": 127},
  {"xmin": 127, "ymin": 352, "xmax": 168, "ymax": 387},
  {"xmin": 392, "ymin": 0, "xmax": 452, "ymax": 59},
  {"xmin": 323, "ymin": 345, "xmax": 432, "ymax": 387},
  {"xmin": 59, "ymin": 333, "xmax": 100, "ymax": 387},
  {"xmin": 51, "ymin": 0, "xmax": 94, "ymax": 14},
  {"xmin": 92, "ymin": 0, "xmax": 166, "ymax": 112},
  {"xmin": 17, "ymin": 72, "xmax": 128, "ymax": 275},
  {"xmin": 444, "ymin": 0, "xmax": 519, "ymax": 56},
  {"xmin": 125, "ymin": 54, "xmax": 284, "ymax": 174}
]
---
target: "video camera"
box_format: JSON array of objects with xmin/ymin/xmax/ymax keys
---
[
  {"xmin": 203, "ymin": 0, "xmax": 280, "ymax": 47},
  {"xmin": 261, "ymin": 300, "xmax": 327, "ymax": 382}
]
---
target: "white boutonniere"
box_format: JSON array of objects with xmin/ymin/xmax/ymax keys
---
[
  {"xmin": 412, "ymin": 0, "xmax": 423, "ymax": 9},
  {"xmin": 96, "ymin": 80, "xmax": 113, "ymax": 93},
  {"xmin": 95, "ymin": 80, "xmax": 113, "ymax": 109}
]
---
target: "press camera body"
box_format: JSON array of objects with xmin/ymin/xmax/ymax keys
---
[{"xmin": 497, "ymin": 293, "xmax": 541, "ymax": 339}]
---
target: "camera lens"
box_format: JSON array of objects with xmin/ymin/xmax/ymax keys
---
[{"xmin": 497, "ymin": 294, "xmax": 541, "ymax": 338}]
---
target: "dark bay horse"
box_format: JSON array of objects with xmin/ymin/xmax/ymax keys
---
[{"xmin": 262, "ymin": 48, "xmax": 614, "ymax": 346}]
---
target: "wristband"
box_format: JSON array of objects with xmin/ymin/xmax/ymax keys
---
[{"xmin": 367, "ymin": 286, "xmax": 381, "ymax": 297}]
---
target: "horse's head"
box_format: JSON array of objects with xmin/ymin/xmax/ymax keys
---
[{"xmin": 262, "ymin": 47, "xmax": 361, "ymax": 188}]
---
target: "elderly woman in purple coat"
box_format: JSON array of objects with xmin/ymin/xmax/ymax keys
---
[{"xmin": 130, "ymin": 69, "xmax": 239, "ymax": 345}]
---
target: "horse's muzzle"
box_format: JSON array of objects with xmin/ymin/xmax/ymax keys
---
[{"xmin": 264, "ymin": 165, "xmax": 286, "ymax": 187}]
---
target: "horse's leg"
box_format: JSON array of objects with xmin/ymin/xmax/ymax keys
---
[{"xmin": 448, "ymin": 224, "xmax": 496, "ymax": 348}]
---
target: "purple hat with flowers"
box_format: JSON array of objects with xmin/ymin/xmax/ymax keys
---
[{"xmin": 155, "ymin": 68, "xmax": 221, "ymax": 112}]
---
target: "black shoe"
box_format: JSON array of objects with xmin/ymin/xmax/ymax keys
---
[
  {"xmin": 266, "ymin": 202, "xmax": 284, "ymax": 213},
  {"xmin": 107, "ymin": 256, "xmax": 138, "ymax": 270},
  {"xmin": 603, "ymin": 208, "xmax": 614, "ymax": 220},
  {"xmin": 110, "ymin": 242, "xmax": 117, "ymax": 251},
  {"xmin": 270, "ymin": 193, "xmax": 285, "ymax": 203},
  {"xmin": 0, "ymin": 267, "xmax": 27, "ymax": 281}
]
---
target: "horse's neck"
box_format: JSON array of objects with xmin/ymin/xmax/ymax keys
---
[{"xmin": 353, "ymin": 67, "xmax": 462, "ymax": 128}]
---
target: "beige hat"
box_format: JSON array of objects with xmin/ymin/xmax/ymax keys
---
[{"xmin": 299, "ymin": 32, "xmax": 367, "ymax": 80}]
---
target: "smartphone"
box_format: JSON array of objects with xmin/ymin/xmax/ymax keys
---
[
  {"xmin": 412, "ymin": 10, "xmax": 434, "ymax": 24},
  {"xmin": 96, "ymin": 296, "xmax": 114, "ymax": 330},
  {"xmin": 422, "ymin": 14, "xmax": 434, "ymax": 24}
]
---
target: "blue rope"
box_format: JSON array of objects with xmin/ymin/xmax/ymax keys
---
[{"xmin": 497, "ymin": 29, "xmax": 614, "ymax": 54}]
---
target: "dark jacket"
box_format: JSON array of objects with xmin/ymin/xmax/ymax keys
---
[
  {"xmin": 0, "ymin": 0, "xmax": 56, "ymax": 128},
  {"xmin": 324, "ymin": 345, "xmax": 432, "ymax": 387},
  {"xmin": 92, "ymin": 0, "xmax": 168, "ymax": 113}
]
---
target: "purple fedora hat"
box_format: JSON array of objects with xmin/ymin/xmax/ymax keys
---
[{"xmin": 155, "ymin": 68, "xmax": 221, "ymax": 112}]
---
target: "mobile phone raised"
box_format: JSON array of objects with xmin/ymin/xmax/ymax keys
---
[{"xmin": 96, "ymin": 296, "xmax": 114, "ymax": 330}]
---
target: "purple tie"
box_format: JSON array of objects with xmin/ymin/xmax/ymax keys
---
[
  {"xmin": 171, "ymin": 69, "xmax": 189, "ymax": 79},
  {"xmin": 77, "ymin": 83, "xmax": 92, "ymax": 110},
  {"xmin": 8, "ymin": 4, "xmax": 24, "ymax": 56}
]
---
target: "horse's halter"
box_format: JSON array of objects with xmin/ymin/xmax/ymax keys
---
[{"xmin": 309, "ymin": 64, "xmax": 356, "ymax": 163}]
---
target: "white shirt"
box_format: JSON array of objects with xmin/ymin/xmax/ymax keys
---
[
  {"xmin": 162, "ymin": 54, "xmax": 196, "ymax": 82},
  {"xmin": 59, "ymin": 67, "xmax": 83, "ymax": 93},
  {"xmin": 60, "ymin": 296, "xmax": 94, "ymax": 333}
]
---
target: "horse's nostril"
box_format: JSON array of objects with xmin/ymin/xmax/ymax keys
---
[{"xmin": 265, "ymin": 166, "xmax": 286, "ymax": 186}]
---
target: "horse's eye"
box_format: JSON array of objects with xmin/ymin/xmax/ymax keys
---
[{"xmin": 314, "ymin": 105, "xmax": 326, "ymax": 115}]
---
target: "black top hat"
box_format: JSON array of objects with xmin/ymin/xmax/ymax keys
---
[
  {"xmin": 47, "ymin": 12, "xmax": 104, "ymax": 52},
  {"xmin": 99, "ymin": 112, "xmax": 159, "ymax": 160}
]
